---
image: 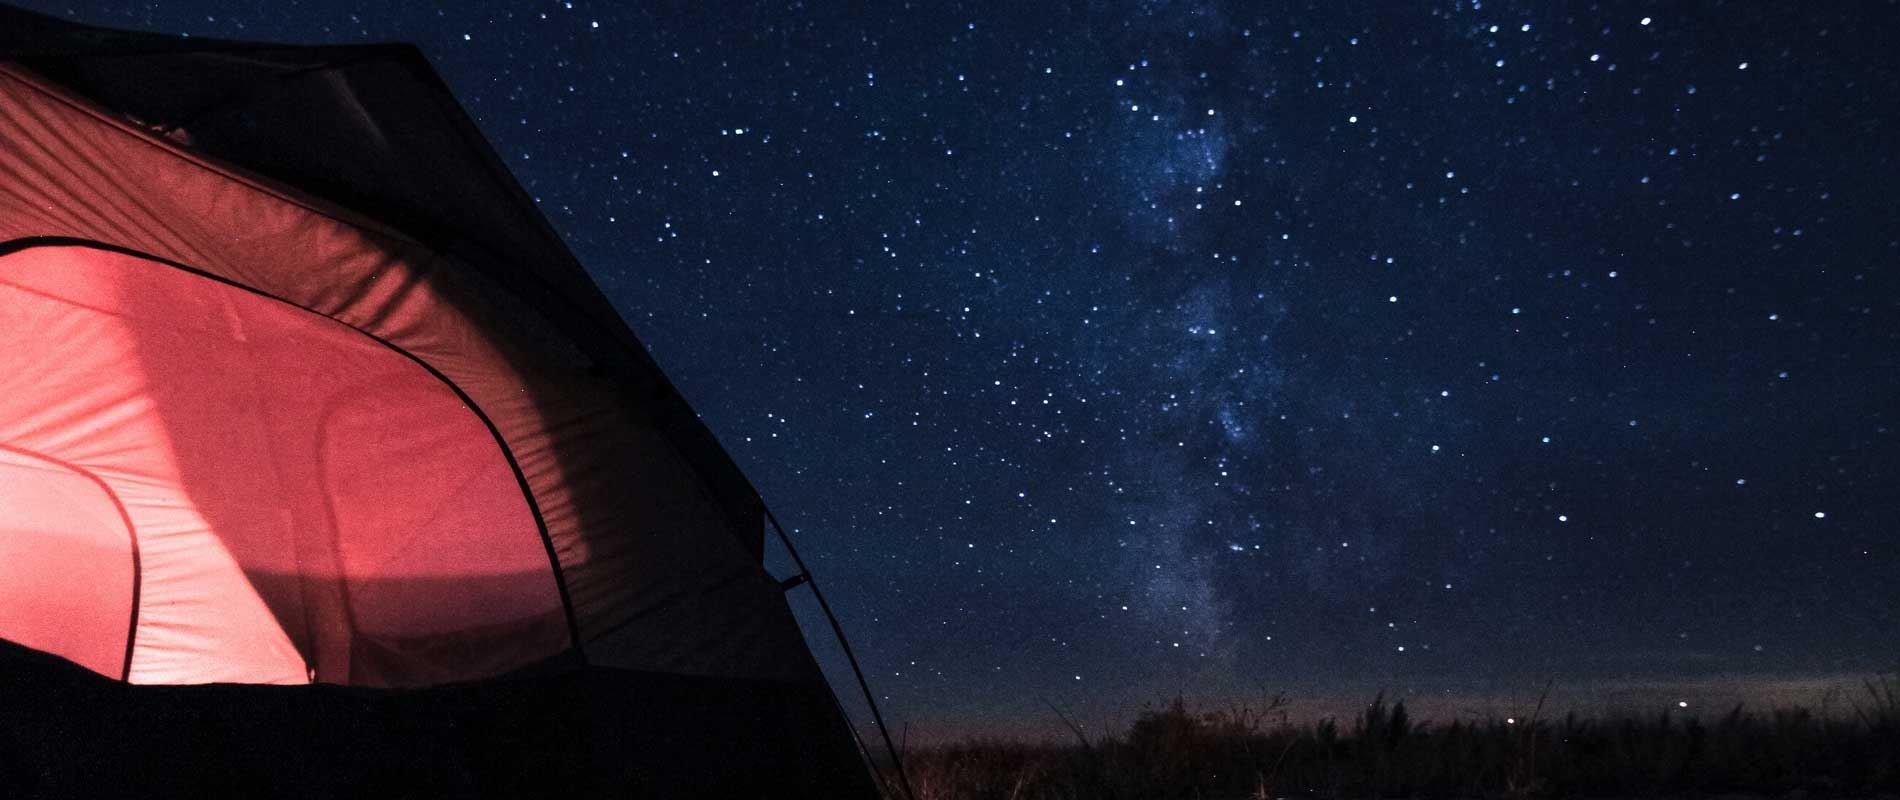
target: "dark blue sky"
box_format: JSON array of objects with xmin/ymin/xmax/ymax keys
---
[{"xmin": 36, "ymin": 1, "xmax": 1896, "ymax": 738}]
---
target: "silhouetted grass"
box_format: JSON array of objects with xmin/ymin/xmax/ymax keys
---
[{"xmin": 881, "ymin": 674, "xmax": 1899, "ymax": 799}]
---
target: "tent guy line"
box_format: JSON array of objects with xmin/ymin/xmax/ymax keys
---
[{"xmin": 769, "ymin": 504, "xmax": 918, "ymax": 800}]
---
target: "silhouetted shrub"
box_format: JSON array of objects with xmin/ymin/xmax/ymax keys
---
[{"xmin": 881, "ymin": 674, "xmax": 1900, "ymax": 799}]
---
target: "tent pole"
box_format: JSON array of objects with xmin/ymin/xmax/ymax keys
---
[{"xmin": 764, "ymin": 507, "xmax": 917, "ymax": 800}]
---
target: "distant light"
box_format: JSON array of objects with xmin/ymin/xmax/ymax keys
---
[
  {"xmin": 1738, "ymin": 62, "xmax": 1749, "ymax": 70},
  {"xmin": 1814, "ymin": 511, "xmax": 1826, "ymax": 519},
  {"xmin": 1641, "ymin": 17, "xmax": 1652, "ymax": 26},
  {"xmin": 1677, "ymin": 701, "xmax": 1689, "ymax": 708},
  {"xmin": 1558, "ymin": 515, "xmax": 1569, "ymax": 522},
  {"xmin": 1507, "ymin": 717, "xmax": 1517, "ymax": 725},
  {"xmin": 1348, "ymin": 115, "xmax": 1359, "ymax": 123},
  {"xmin": 1388, "ymin": 295, "xmax": 1398, "ymax": 303}
]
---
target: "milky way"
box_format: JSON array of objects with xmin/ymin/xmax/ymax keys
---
[{"xmin": 37, "ymin": 1, "xmax": 1897, "ymax": 738}]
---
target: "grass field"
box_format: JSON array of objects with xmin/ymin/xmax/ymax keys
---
[{"xmin": 877, "ymin": 674, "xmax": 1899, "ymax": 799}]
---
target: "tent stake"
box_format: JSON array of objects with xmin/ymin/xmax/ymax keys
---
[{"xmin": 764, "ymin": 507, "xmax": 917, "ymax": 800}]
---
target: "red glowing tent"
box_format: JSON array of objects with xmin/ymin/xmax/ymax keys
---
[{"xmin": 0, "ymin": 6, "xmax": 876, "ymax": 796}]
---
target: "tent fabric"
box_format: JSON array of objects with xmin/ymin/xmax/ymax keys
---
[
  {"xmin": 0, "ymin": 5, "xmax": 767, "ymax": 563},
  {"xmin": 0, "ymin": 9, "xmax": 879, "ymax": 793},
  {"xmin": 0, "ymin": 63, "xmax": 814, "ymax": 687},
  {"xmin": 0, "ymin": 244, "xmax": 570, "ymax": 685},
  {"xmin": 0, "ymin": 447, "xmax": 136, "ymax": 679}
]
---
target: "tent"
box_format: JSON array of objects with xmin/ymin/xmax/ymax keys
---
[{"xmin": 0, "ymin": 6, "xmax": 880, "ymax": 797}]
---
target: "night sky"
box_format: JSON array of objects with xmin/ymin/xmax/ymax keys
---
[{"xmin": 27, "ymin": 1, "xmax": 1897, "ymax": 738}]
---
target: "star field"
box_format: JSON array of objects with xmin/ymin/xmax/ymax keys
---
[{"xmin": 36, "ymin": 1, "xmax": 1897, "ymax": 737}]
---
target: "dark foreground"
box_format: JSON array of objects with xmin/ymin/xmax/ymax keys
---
[
  {"xmin": 882, "ymin": 684, "xmax": 1900, "ymax": 800},
  {"xmin": 0, "ymin": 640, "xmax": 874, "ymax": 799}
]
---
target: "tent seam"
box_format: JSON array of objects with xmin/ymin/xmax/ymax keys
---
[{"xmin": 0, "ymin": 443, "xmax": 141, "ymax": 682}]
